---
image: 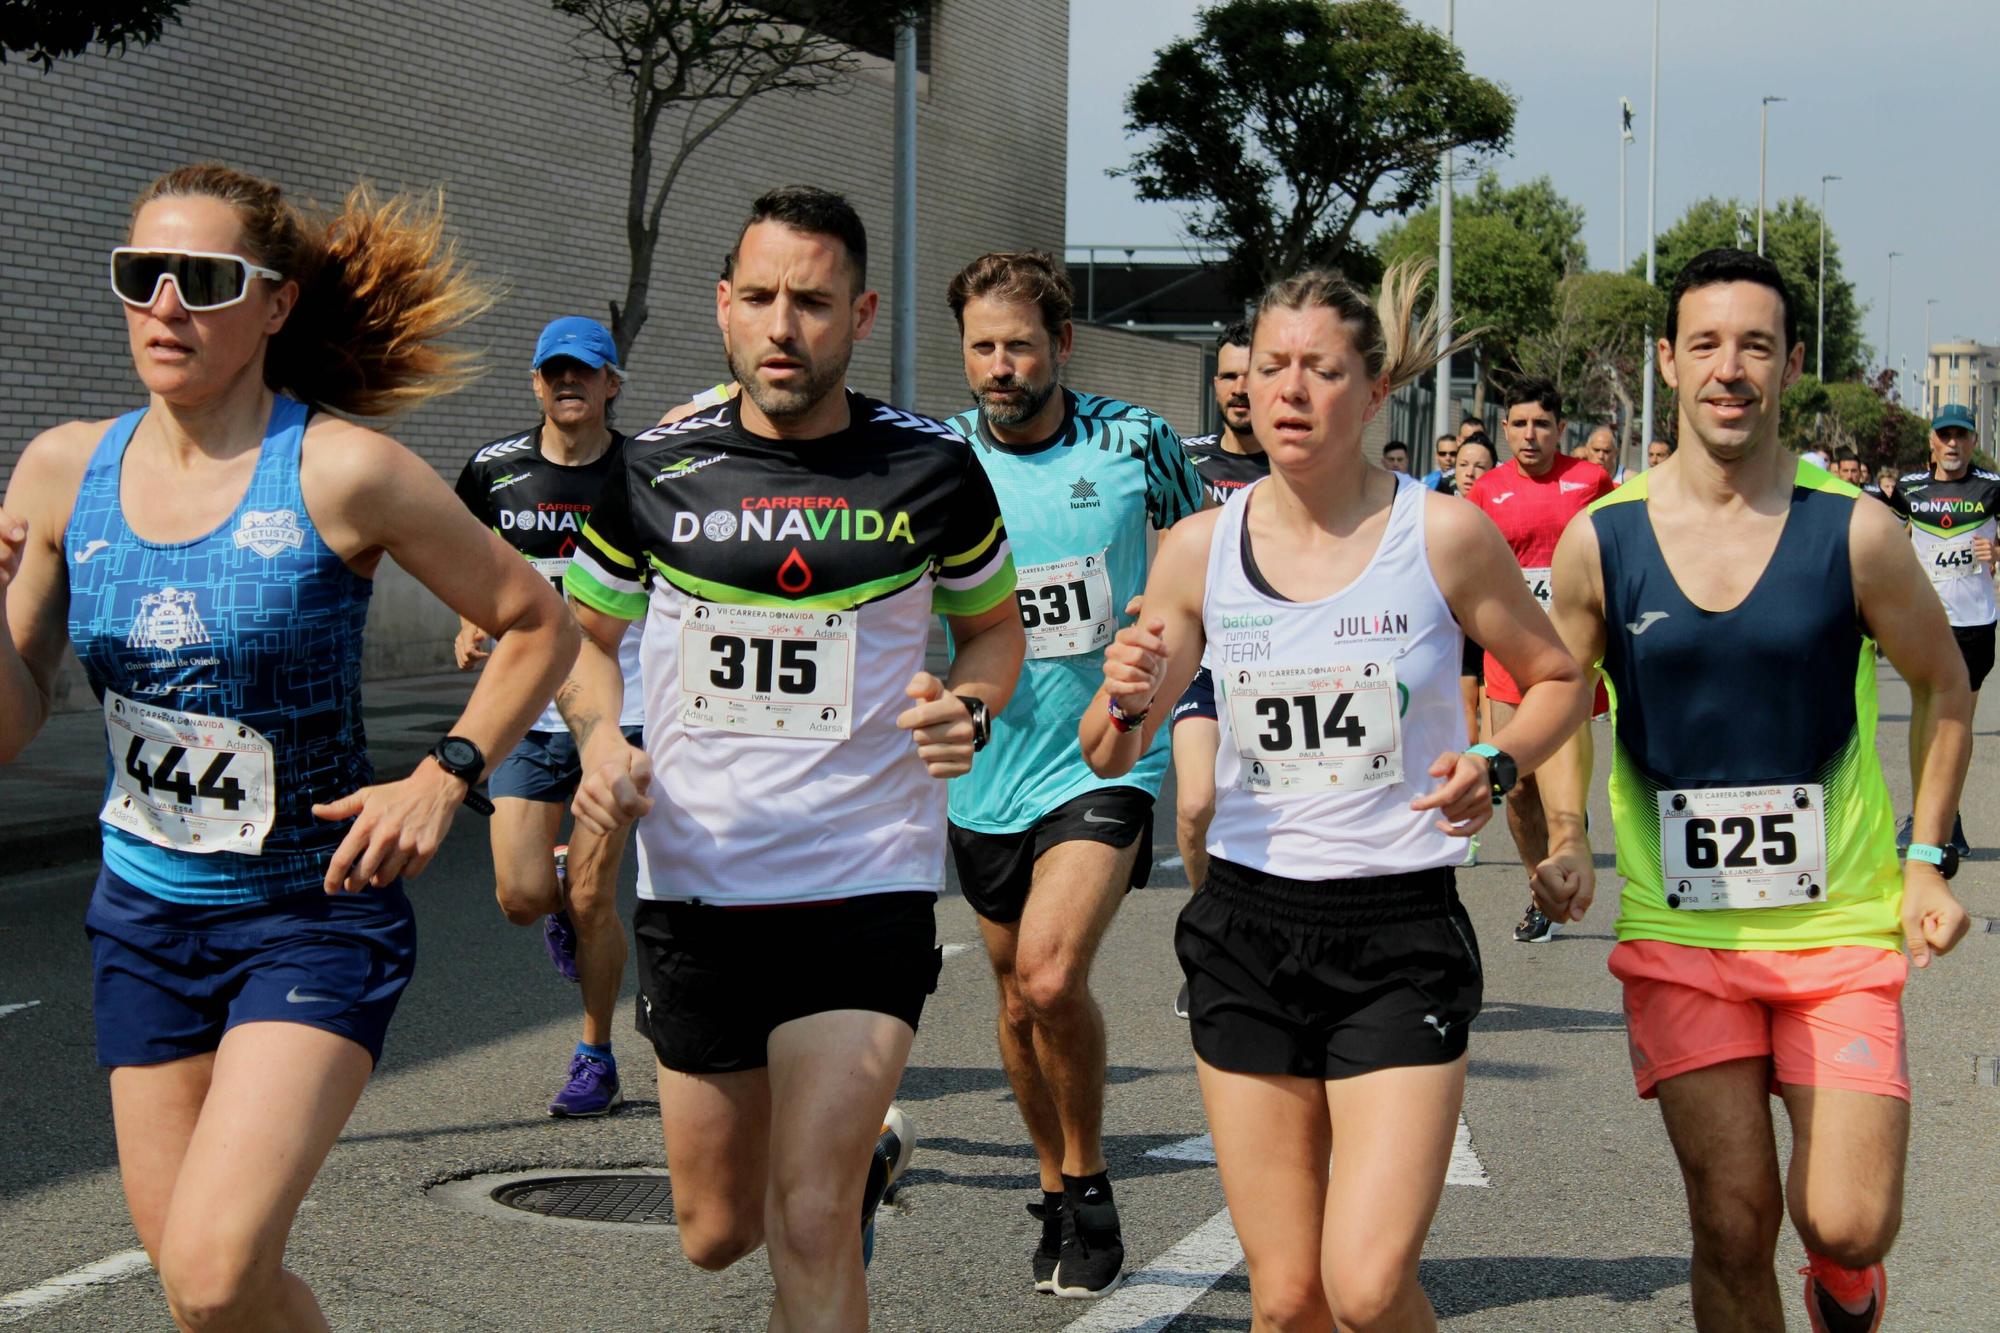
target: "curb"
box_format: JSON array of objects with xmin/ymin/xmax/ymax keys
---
[{"xmin": 0, "ymin": 813, "xmax": 106, "ymax": 874}]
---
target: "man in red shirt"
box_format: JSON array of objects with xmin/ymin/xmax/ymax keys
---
[{"xmin": 1468, "ymin": 380, "xmax": 1615, "ymax": 941}]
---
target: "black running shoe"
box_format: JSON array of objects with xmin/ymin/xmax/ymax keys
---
[
  {"xmin": 1950, "ymin": 813, "xmax": 1971, "ymax": 858},
  {"xmin": 1514, "ymin": 904, "xmax": 1559, "ymax": 943},
  {"xmin": 1173, "ymin": 980, "xmax": 1190, "ymax": 1021},
  {"xmin": 1026, "ymin": 1195, "xmax": 1064, "ymax": 1293},
  {"xmin": 1895, "ymin": 814, "xmax": 1914, "ymax": 851},
  {"xmin": 1051, "ymin": 1174, "xmax": 1124, "ymax": 1298}
]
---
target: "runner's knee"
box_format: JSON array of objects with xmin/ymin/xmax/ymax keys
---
[
  {"xmin": 676, "ymin": 1202, "xmax": 764, "ymax": 1272},
  {"xmin": 1792, "ymin": 1193, "xmax": 1900, "ymax": 1269},
  {"xmin": 1687, "ymin": 1183, "xmax": 1783, "ymax": 1266},
  {"xmin": 1321, "ymin": 1250, "xmax": 1416, "ymax": 1331},
  {"xmin": 157, "ymin": 1238, "xmax": 274, "ymax": 1332},
  {"xmin": 1014, "ymin": 951, "xmax": 1090, "ymax": 1020},
  {"xmin": 493, "ymin": 868, "xmax": 555, "ymax": 924},
  {"xmin": 1245, "ymin": 1265, "xmax": 1333, "ymax": 1332},
  {"xmin": 767, "ymin": 1179, "xmax": 857, "ymax": 1268}
]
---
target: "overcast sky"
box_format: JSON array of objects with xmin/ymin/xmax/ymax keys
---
[{"xmin": 1067, "ymin": 0, "xmax": 1992, "ymax": 381}]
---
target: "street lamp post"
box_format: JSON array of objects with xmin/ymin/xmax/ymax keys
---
[
  {"xmin": 1432, "ymin": 0, "xmax": 1456, "ymax": 450},
  {"xmin": 1758, "ymin": 95, "xmax": 1786, "ymax": 256},
  {"xmin": 1886, "ymin": 251, "xmax": 1902, "ymax": 392},
  {"xmin": 1619, "ymin": 97, "xmax": 1635, "ymax": 271},
  {"xmin": 1924, "ymin": 298, "xmax": 1938, "ymax": 415},
  {"xmin": 1817, "ymin": 174, "xmax": 1840, "ymax": 381},
  {"xmin": 1640, "ymin": 0, "xmax": 1660, "ymax": 453}
]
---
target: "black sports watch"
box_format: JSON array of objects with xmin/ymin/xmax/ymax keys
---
[
  {"xmin": 428, "ymin": 735, "xmax": 495, "ymax": 816},
  {"xmin": 1465, "ymin": 744, "xmax": 1518, "ymax": 804},
  {"xmin": 955, "ymin": 695, "xmax": 991, "ymax": 752}
]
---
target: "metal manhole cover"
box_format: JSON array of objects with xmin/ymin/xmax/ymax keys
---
[{"xmin": 493, "ymin": 1173, "xmax": 675, "ymax": 1225}]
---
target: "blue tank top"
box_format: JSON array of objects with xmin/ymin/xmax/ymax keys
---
[{"xmin": 66, "ymin": 396, "xmax": 374, "ymax": 905}]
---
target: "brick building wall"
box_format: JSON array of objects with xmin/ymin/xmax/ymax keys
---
[{"xmin": 3, "ymin": 0, "xmax": 1215, "ymax": 700}]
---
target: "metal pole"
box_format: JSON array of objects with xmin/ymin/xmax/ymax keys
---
[
  {"xmin": 1432, "ymin": 0, "xmax": 1456, "ymax": 448},
  {"xmin": 1619, "ymin": 98, "xmax": 1631, "ymax": 271},
  {"xmin": 1886, "ymin": 250, "xmax": 1901, "ymax": 385},
  {"xmin": 1817, "ymin": 174, "xmax": 1839, "ymax": 381},
  {"xmin": 890, "ymin": 18, "xmax": 918, "ymax": 409},
  {"xmin": 1756, "ymin": 96, "xmax": 1784, "ymax": 256},
  {"xmin": 1641, "ymin": 0, "xmax": 1660, "ymax": 448},
  {"xmin": 1924, "ymin": 299, "xmax": 1937, "ymax": 413},
  {"xmin": 1758, "ymin": 102, "xmax": 1767, "ymax": 255}
]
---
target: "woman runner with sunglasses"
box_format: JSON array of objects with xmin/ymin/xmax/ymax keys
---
[
  {"xmin": 1081, "ymin": 262, "xmax": 1590, "ymax": 1332},
  {"xmin": 0, "ymin": 163, "xmax": 575, "ymax": 1330}
]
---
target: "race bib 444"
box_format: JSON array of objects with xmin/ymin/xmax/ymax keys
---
[{"xmin": 101, "ymin": 691, "xmax": 275, "ymax": 855}]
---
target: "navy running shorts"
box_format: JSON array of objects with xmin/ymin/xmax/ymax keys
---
[
  {"xmin": 85, "ymin": 864, "xmax": 416, "ymax": 1068},
  {"xmin": 490, "ymin": 726, "xmax": 644, "ymax": 802},
  {"xmin": 1171, "ymin": 665, "xmax": 1219, "ymax": 727}
]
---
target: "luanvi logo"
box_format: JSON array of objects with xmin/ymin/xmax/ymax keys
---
[{"xmin": 650, "ymin": 453, "xmax": 731, "ymax": 486}]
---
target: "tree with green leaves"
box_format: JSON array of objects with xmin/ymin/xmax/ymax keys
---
[
  {"xmin": 1377, "ymin": 209, "xmax": 1551, "ymax": 391},
  {"xmin": 1376, "ymin": 170, "xmax": 1589, "ymax": 397},
  {"xmin": 1460, "ymin": 172, "xmax": 1586, "ymax": 279},
  {"xmin": 1119, "ymin": 0, "xmax": 1513, "ymax": 299},
  {"xmin": 1823, "ymin": 373, "xmax": 1928, "ymax": 474},
  {"xmin": 551, "ymin": 0, "xmax": 921, "ymax": 360},
  {"xmin": 2, "ymin": 0, "xmax": 188, "ymax": 69},
  {"xmin": 1638, "ymin": 195, "xmax": 1865, "ymax": 381},
  {"xmin": 1515, "ymin": 271, "xmax": 1665, "ymax": 445}
]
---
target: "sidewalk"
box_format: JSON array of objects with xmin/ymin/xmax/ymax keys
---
[{"xmin": 0, "ymin": 672, "xmax": 479, "ymax": 873}]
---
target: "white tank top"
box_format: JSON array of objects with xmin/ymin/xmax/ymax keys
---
[{"xmin": 1203, "ymin": 473, "xmax": 1465, "ymax": 880}]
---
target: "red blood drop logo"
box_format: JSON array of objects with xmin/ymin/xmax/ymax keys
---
[
  {"xmin": 558, "ymin": 537, "xmax": 578, "ymax": 557},
  {"xmin": 776, "ymin": 548, "xmax": 812, "ymax": 593}
]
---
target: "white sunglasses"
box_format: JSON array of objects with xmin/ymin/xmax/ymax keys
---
[{"xmin": 109, "ymin": 247, "xmax": 284, "ymax": 312}]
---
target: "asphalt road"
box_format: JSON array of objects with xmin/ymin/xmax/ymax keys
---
[{"xmin": 3, "ymin": 666, "xmax": 1997, "ymax": 1331}]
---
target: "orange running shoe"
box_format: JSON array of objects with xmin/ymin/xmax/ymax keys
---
[{"xmin": 1801, "ymin": 1254, "xmax": 1885, "ymax": 1333}]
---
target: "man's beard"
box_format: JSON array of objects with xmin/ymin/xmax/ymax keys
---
[
  {"xmin": 979, "ymin": 375, "xmax": 1058, "ymax": 428},
  {"xmin": 728, "ymin": 339, "xmax": 849, "ymax": 421}
]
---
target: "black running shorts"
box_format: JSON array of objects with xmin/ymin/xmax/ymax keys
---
[
  {"xmin": 1953, "ymin": 621, "xmax": 1996, "ymax": 692},
  {"xmin": 1175, "ymin": 859, "xmax": 1482, "ymax": 1079},
  {"xmin": 948, "ymin": 785, "xmax": 1154, "ymax": 924},
  {"xmin": 632, "ymin": 891, "xmax": 940, "ymax": 1074}
]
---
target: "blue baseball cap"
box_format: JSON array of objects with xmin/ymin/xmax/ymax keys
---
[
  {"xmin": 1932, "ymin": 403, "xmax": 1977, "ymax": 435},
  {"xmin": 532, "ymin": 317, "xmax": 619, "ymax": 371}
]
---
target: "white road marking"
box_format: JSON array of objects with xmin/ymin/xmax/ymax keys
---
[
  {"xmin": 1144, "ymin": 1132, "xmax": 1217, "ymax": 1164},
  {"xmin": 1059, "ymin": 1207, "xmax": 1242, "ymax": 1333},
  {"xmin": 1447, "ymin": 1115, "xmax": 1490, "ymax": 1187},
  {"xmin": 1145, "ymin": 1115, "xmax": 1488, "ymax": 1186},
  {"xmin": 941, "ymin": 943, "xmax": 974, "ymax": 961},
  {"xmin": 1093, "ymin": 1115, "xmax": 1490, "ymax": 1328},
  {"xmin": 0, "ymin": 1002, "xmax": 40, "ymax": 1021},
  {"xmin": 0, "ymin": 1250, "xmax": 152, "ymax": 1324},
  {"xmin": 1157, "ymin": 854, "xmax": 1184, "ymax": 870}
]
